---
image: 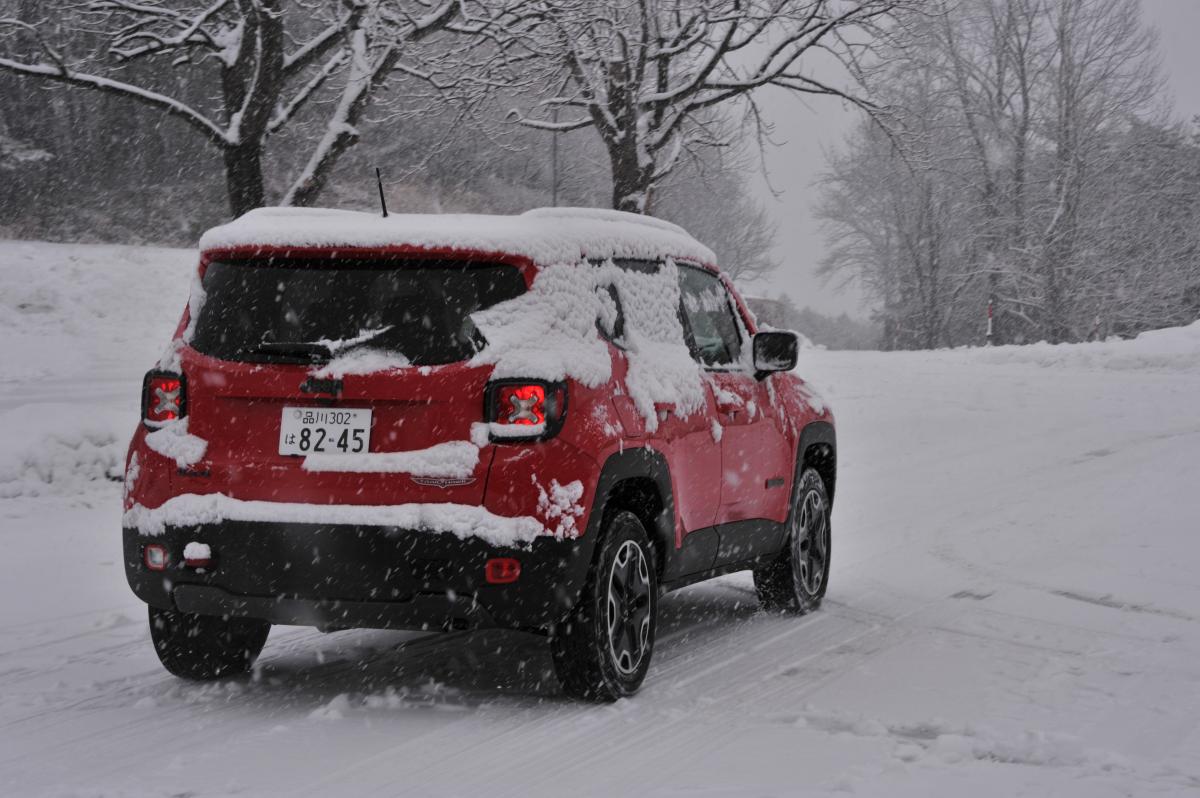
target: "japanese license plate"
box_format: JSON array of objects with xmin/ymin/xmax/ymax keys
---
[{"xmin": 279, "ymin": 407, "xmax": 371, "ymax": 456}]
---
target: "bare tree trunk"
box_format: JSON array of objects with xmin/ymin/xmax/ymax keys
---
[
  {"xmin": 1042, "ymin": 0, "xmax": 1081, "ymax": 343},
  {"xmin": 222, "ymin": 143, "xmax": 266, "ymax": 217},
  {"xmin": 610, "ymin": 147, "xmax": 654, "ymax": 213}
]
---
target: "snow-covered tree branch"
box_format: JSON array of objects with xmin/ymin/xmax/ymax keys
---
[
  {"xmin": 0, "ymin": 0, "xmax": 519, "ymax": 215},
  {"xmin": 818, "ymin": 0, "xmax": 1186, "ymax": 347},
  {"xmin": 508, "ymin": 0, "xmax": 907, "ymax": 213}
]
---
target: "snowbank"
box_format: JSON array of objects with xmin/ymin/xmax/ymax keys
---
[
  {"xmin": 0, "ymin": 403, "xmax": 129, "ymax": 498},
  {"xmin": 0, "ymin": 240, "xmax": 193, "ymax": 383},
  {"xmin": 968, "ymin": 320, "xmax": 1200, "ymax": 372}
]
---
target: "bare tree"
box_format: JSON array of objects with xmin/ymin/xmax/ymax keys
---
[
  {"xmin": 508, "ymin": 0, "xmax": 904, "ymax": 214},
  {"xmin": 652, "ymin": 137, "xmax": 780, "ymax": 284},
  {"xmin": 820, "ymin": 0, "xmax": 1176, "ymax": 347},
  {"xmin": 0, "ymin": 1, "xmax": 511, "ymax": 215}
]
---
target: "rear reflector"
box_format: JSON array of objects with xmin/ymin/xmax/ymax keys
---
[
  {"xmin": 485, "ymin": 557, "xmax": 521, "ymax": 584},
  {"xmin": 143, "ymin": 544, "xmax": 168, "ymax": 571}
]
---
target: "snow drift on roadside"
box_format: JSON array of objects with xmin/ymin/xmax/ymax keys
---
[
  {"xmin": 0, "ymin": 403, "xmax": 129, "ymax": 498},
  {"xmin": 971, "ymin": 320, "xmax": 1200, "ymax": 372},
  {"xmin": 0, "ymin": 240, "xmax": 193, "ymax": 383}
]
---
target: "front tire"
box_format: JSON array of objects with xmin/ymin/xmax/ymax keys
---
[
  {"xmin": 149, "ymin": 606, "xmax": 270, "ymax": 680},
  {"xmin": 754, "ymin": 467, "xmax": 831, "ymax": 614},
  {"xmin": 551, "ymin": 511, "xmax": 657, "ymax": 701}
]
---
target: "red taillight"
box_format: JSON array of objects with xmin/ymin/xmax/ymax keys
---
[
  {"xmin": 485, "ymin": 380, "xmax": 566, "ymax": 441},
  {"xmin": 142, "ymin": 370, "xmax": 186, "ymax": 426},
  {"xmin": 485, "ymin": 557, "xmax": 521, "ymax": 584},
  {"xmin": 144, "ymin": 544, "xmax": 169, "ymax": 571},
  {"xmin": 501, "ymin": 384, "xmax": 546, "ymax": 425}
]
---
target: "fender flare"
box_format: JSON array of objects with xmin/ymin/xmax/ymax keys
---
[
  {"xmin": 796, "ymin": 421, "xmax": 837, "ymax": 505},
  {"xmin": 582, "ymin": 446, "xmax": 676, "ymax": 571},
  {"xmin": 477, "ymin": 446, "xmax": 678, "ymax": 629}
]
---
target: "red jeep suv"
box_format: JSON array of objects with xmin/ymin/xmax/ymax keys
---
[{"xmin": 123, "ymin": 206, "xmax": 835, "ymax": 701}]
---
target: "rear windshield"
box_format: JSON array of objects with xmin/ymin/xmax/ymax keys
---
[{"xmin": 189, "ymin": 259, "xmax": 526, "ymax": 365}]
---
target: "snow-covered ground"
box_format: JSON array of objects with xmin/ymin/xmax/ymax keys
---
[{"xmin": 1, "ymin": 240, "xmax": 1198, "ymax": 797}]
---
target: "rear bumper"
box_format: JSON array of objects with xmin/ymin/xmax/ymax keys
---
[
  {"xmin": 123, "ymin": 520, "xmax": 596, "ymax": 632},
  {"xmin": 172, "ymin": 585, "xmax": 498, "ymax": 632}
]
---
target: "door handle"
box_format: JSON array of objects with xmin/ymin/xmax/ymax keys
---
[
  {"xmin": 715, "ymin": 400, "xmax": 740, "ymax": 419},
  {"xmin": 714, "ymin": 393, "xmax": 744, "ymax": 415}
]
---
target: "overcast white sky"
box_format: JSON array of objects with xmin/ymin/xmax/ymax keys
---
[{"xmin": 752, "ymin": 0, "xmax": 1200, "ymax": 318}]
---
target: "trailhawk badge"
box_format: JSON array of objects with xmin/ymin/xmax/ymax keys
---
[{"xmin": 410, "ymin": 475, "xmax": 477, "ymax": 489}]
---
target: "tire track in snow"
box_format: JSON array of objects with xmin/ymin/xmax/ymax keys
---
[
  {"xmin": 293, "ymin": 594, "xmax": 922, "ymax": 797},
  {"xmin": 0, "ymin": 627, "xmax": 466, "ymax": 792}
]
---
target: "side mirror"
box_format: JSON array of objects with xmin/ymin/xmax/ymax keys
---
[{"xmin": 753, "ymin": 330, "xmax": 798, "ymax": 377}]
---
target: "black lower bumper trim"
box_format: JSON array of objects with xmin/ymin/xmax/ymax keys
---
[
  {"xmin": 124, "ymin": 519, "xmax": 598, "ymax": 632},
  {"xmin": 173, "ymin": 585, "xmax": 495, "ymax": 632}
]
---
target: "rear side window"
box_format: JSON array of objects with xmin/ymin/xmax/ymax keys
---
[
  {"xmin": 594, "ymin": 258, "xmax": 664, "ymax": 348},
  {"xmin": 190, "ymin": 259, "xmax": 526, "ymax": 365},
  {"xmin": 677, "ymin": 266, "xmax": 745, "ymax": 368}
]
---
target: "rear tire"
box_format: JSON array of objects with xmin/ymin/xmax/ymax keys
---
[
  {"xmin": 754, "ymin": 467, "xmax": 831, "ymax": 614},
  {"xmin": 550, "ymin": 511, "xmax": 657, "ymax": 701},
  {"xmin": 148, "ymin": 606, "xmax": 270, "ymax": 680}
]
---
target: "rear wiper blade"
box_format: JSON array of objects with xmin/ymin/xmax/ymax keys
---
[
  {"xmin": 250, "ymin": 342, "xmax": 334, "ymax": 362},
  {"xmin": 249, "ymin": 327, "xmax": 394, "ymax": 362},
  {"xmin": 316, "ymin": 326, "xmax": 395, "ymax": 355}
]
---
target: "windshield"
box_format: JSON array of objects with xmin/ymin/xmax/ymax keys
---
[{"xmin": 189, "ymin": 259, "xmax": 526, "ymax": 365}]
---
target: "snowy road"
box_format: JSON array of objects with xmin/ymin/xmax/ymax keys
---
[{"xmin": 1, "ymin": 242, "xmax": 1199, "ymax": 796}]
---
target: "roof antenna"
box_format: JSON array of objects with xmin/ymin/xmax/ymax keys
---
[{"xmin": 375, "ymin": 167, "xmax": 389, "ymax": 218}]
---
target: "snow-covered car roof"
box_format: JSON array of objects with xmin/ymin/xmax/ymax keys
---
[{"xmin": 198, "ymin": 206, "xmax": 717, "ymax": 267}]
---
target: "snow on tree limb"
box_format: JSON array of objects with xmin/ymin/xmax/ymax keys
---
[
  {"xmin": 509, "ymin": 0, "xmax": 909, "ymax": 213},
  {"xmin": 0, "ymin": 56, "xmax": 230, "ymax": 145},
  {"xmin": 0, "ymin": 0, "xmax": 522, "ymax": 215}
]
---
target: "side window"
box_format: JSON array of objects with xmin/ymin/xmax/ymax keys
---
[
  {"xmin": 596, "ymin": 258, "xmax": 664, "ymax": 349},
  {"xmin": 678, "ymin": 265, "xmax": 745, "ymax": 368},
  {"xmin": 596, "ymin": 283, "xmax": 626, "ymax": 347}
]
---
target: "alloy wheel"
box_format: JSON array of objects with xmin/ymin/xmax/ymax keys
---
[
  {"xmin": 793, "ymin": 488, "xmax": 829, "ymax": 596},
  {"xmin": 606, "ymin": 539, "xmax": 652, "ymax": 676}
]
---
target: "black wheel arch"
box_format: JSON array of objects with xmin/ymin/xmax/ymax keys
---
[
  {"xmin": 797, "ymin": 421, "xmax": 837, "ymax": 506},
  {"xmin": 583, "ymin": 447, "xmax": 676, "ymax": 580}
]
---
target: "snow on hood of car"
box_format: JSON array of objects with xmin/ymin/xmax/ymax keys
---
[{"xmin": 197, "ymin": 206, "xmax": 716, "ymax": 266}]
